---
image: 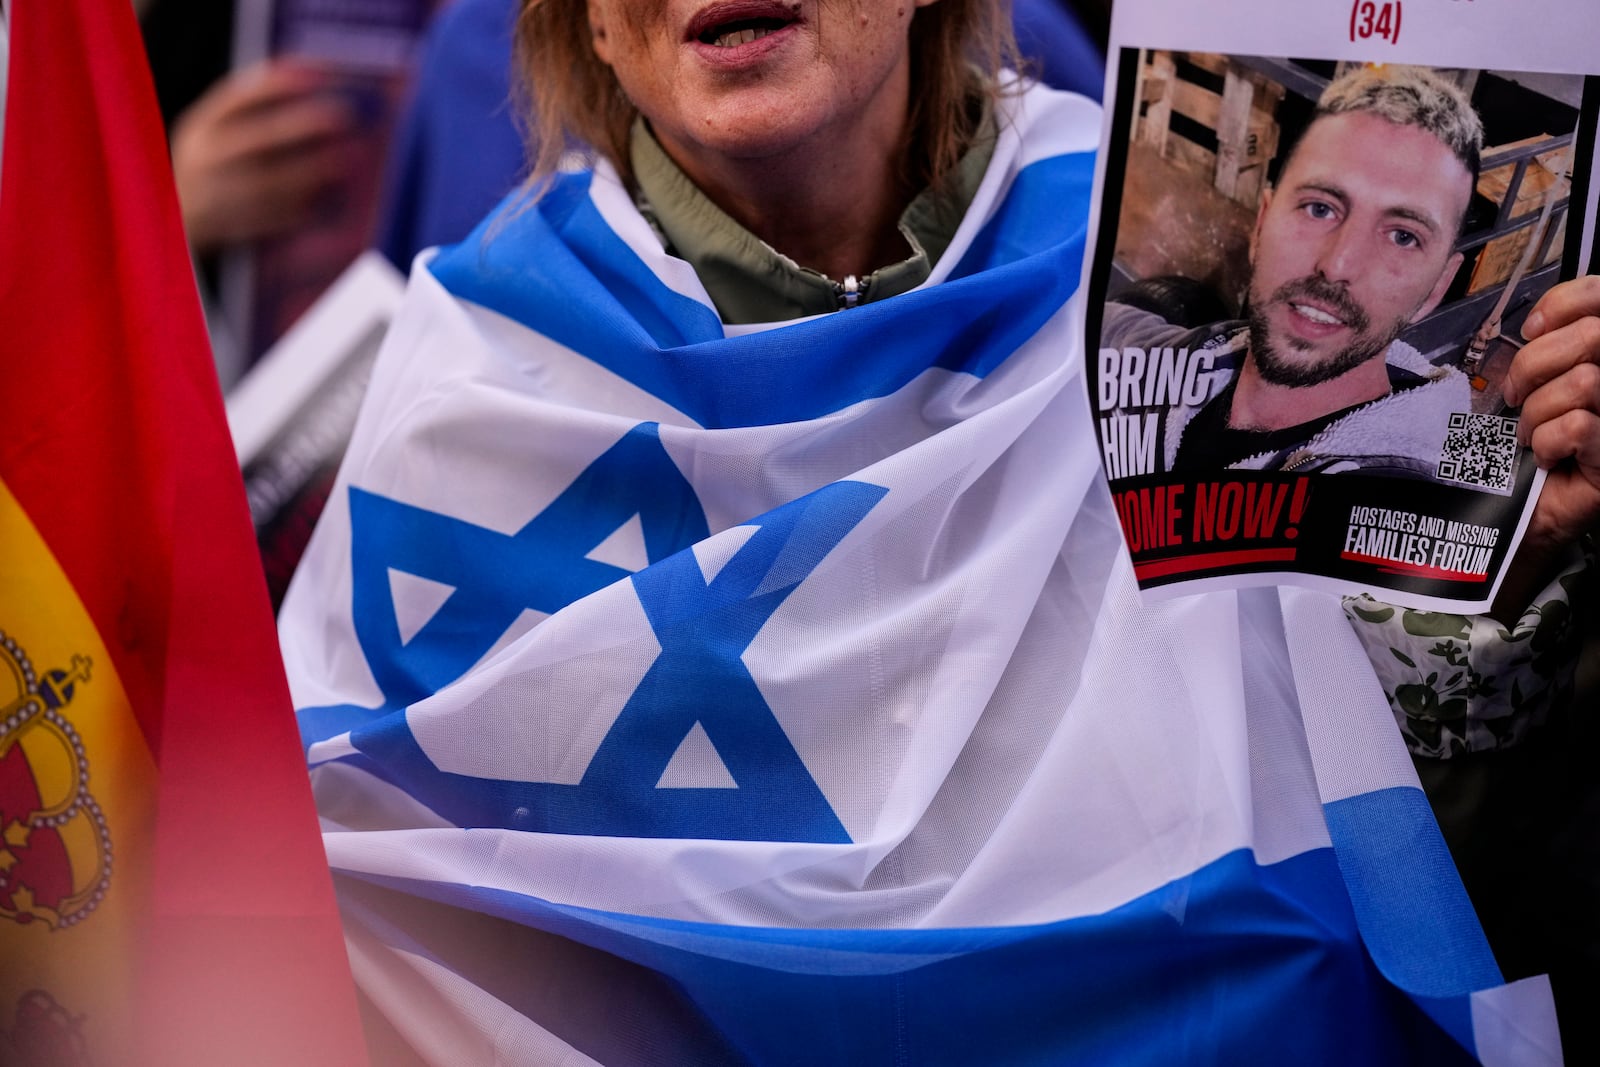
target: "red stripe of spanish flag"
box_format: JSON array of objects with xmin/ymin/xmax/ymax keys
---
[{"xmin": 0, "ymin": 1, "xmax": 366, "ymax": 1063}]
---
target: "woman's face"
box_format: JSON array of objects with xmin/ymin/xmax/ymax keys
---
[{"xmin": 586, "ymin": 0, "xmax": 938, "ymax": 177}]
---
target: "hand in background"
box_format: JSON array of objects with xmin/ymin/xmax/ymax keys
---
[{"xmin": 171, "ymin": 60, "xmax": 357, "ymax": 254}]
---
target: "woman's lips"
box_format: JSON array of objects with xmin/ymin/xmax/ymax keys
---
[
  {"xmin": 685, "ymin": 0, "xmax": 802, "ymax": 65},
  {"xmin": 684, "ymin": 0, "xmax": 801, "ymax": 41}
]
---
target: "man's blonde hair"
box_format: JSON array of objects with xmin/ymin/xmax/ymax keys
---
[{"xmin": 1315, "ymin": 65, "xmax": 1484, "ymax": 180}]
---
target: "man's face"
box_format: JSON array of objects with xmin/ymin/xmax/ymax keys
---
[{"xmin": 1246, "ymin": 110, "xmax": 1472, "ymax": 388}]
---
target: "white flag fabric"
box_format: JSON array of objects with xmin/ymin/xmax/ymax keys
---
[{"xmin": 279, "ymin": 84, "xmax": 1560, "ymax": 1065}]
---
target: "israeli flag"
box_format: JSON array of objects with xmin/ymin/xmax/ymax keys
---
[{"xmin": 280, "ymin": 84, "xmax": 1560, "ymax": 1065}]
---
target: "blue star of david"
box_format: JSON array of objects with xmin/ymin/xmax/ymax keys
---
[
  {"xmin": 562, "ymin": 479, "xmax": 886, "ymax": 841},
  {"xmin": 349, "ymin": 422, "xmax": 710, "ymax": 709},
  {"xmin": 297, "ymin": 422, "xmax": 707, "ymax": 751},
  {"xmin": 300, "ymin": 420, "xmax": 887, "ymax": 843}
]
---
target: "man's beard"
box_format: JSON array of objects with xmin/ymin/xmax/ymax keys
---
[{"xmin": 1246, "ymin": 276, "xmax": 1403, "ymax": 389}]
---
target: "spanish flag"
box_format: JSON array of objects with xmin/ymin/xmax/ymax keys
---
[{"xmin": 0, "ymin": 1, "xmax": 366, "ymax": 1062}]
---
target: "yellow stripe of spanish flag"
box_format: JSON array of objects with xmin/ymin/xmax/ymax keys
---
[{"xmin": 0, "ymin": 475, "xmax": 157, "ymax": 1052}]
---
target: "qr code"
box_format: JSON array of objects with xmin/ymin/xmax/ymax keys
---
[{"xmin": 1436, "ymin": 412, "xmax": 1519, "ymax": 493}]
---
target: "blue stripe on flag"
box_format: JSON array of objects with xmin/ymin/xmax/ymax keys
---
[
  {"xmin": 300, "ymin": 701, "xmax": 386, "ymax": 755},
  {"xmin": 948, "ymin": 153, "xmax": 1098, "ymax": 280},
  {"xmin": 428, "ymin": 153, "xmax": 1096, "ymax": 429},
  {"xmin": 346, "ymin": 846, "xmax": 1478, "ymax": 1066},
  {"xmin": 1323, "ymin": 786, "xmax": 1502, "ymax": 1055}
]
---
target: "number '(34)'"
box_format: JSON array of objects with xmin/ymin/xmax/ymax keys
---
[{"xmin": 1349, "ymin": 0, "xmax": 1402, "ymax": 44}]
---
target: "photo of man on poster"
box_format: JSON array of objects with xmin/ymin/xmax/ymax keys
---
[{"xmin": 1100, "ymin": 65, "xmax": 1486, "ymax": 477}]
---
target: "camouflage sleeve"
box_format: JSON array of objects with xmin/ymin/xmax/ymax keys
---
[{"xmin": 1341, "ymin": 549, "xmax": 1592, "ymax": 759}]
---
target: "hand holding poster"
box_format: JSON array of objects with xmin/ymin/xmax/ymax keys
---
[
  {"xmin": 222, "ymin": 0, "xmax": 432, "ymax": 369},
  {"xmin": 1084, "ymin": 0, "xmax": 1600, "ymax": 610}
]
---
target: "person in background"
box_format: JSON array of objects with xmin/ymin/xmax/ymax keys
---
[
  {"xmin": 140, "ymin": 0, "xmax": 357, "ymax": 260},
  {"xmin": 1013, "ymin": 0, "xmax": 1106, "ymax": 97},
  {"xmin": 139, "ymin": 0, "xmax": 361, "ymax": 378},
  {"xmin": 168, "ymin": 60, "xmax": 357, "ymax": 257}
]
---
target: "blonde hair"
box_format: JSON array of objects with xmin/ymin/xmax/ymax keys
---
[
  {"xmin": 1315, "ymin": 65, "xmax": 1484, "ymax": 180},
  {"xmin": 512, "ymin": 0, "xmax": 1020, "ymax": 196}
]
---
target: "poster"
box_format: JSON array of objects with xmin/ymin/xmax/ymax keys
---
[
  {"xmin": 226, "ymin": 252, "xmax": 405, "ymax": 609},
  {"xmin": 1083, "ymin": 0, "xmax": 1600, "ymax": 610}
]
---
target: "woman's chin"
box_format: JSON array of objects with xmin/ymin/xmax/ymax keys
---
[{"xmin": 658, "ymin": 101, "xmax": 833, "ymax": 167}]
